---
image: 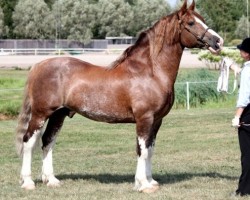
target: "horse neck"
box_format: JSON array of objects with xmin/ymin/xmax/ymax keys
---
[
  {"xmin": 118, "ymin": 16, "xmax": 184, "ymax": 86},
  {"xmin": 154, "ymin": 43, "xmax": 184, "ymax": 84},
  {"xmin": 122, "ymin": 35, "xmax": 184, "ymax": 86},
  {"xmin": 148, "ymin": 15, "xmax": 184, "ymax": 85}
]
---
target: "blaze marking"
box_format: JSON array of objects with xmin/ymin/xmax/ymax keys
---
[{"xmin": 194, "ymin": 16, "xmax": 224, "ymax": 46}]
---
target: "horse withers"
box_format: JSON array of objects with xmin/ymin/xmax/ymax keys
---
[{"xmin": 16, "ymin": 0, "xmax": 223, "ymax": 193}]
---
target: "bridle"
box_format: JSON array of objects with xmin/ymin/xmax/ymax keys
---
[
  {"xmin": 184, "ymin": 26, "xmax": 210, "ymax": 45},
  {"xmin": 177, "ymin": 14, "xmax": 211, "ymax": 47}
]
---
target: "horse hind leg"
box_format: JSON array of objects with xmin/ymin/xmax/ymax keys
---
[
  {"xmin": 20, "ymin": 115, "xmax": 46, "ymax": 190},
  {"xmin": 41, "ymin": 108, "xmax": 69, "ymax": 187}
]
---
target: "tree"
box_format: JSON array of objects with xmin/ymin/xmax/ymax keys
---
[
  {"xmin": 94, "ymin": 0, "xmax": 134, "ymax": 38},
  {"xmin": 0, "ymin": 7, "xmax": 5, "ymax": 37},
  {"xmin": 0, "ymin": 0, "xmax": 18, "ymax": 38},
  {"xmin": 53, "ymin": 0, "xmax": 96, "ymax": 43},
  {"xmin": 132, "ymin": 0, "xmax": 171, "ymax": 36},
  {"xmin": 196, "ymin": 0, "xmax": 249, "ymax": 42},
  {"xmin": 12, "ymin": 0, "xmax": 55, "ymax": 39},
  {"xmin": 235, "ymin": 15, "xmax": 250, "ymax": 39}
]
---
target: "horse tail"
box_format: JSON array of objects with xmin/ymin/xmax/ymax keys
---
[{"xmin": 16, "ymin": 84, "xmax": 32, "ymax": 156}]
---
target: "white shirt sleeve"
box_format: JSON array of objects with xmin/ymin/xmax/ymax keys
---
[{"xmin": 237, "ymin": 65, "xmax": 250, "ymax": 108}]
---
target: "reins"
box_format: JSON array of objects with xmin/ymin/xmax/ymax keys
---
[{"xmin": 217, "ymin": 57, "xmax": 238, "ymax": 94}]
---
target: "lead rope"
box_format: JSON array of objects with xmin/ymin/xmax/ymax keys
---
[
  {"xmin": 240, "ymin": 122, "xmax": 250, "ymax": 126},
  {"xmin": 217, "ymin": 57, "xmax": 238, "ymax": 94}
]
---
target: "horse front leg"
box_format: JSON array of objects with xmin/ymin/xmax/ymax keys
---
[{"xmin": 134, "ymin": 117, "xmax": 162, "ymax": 193}]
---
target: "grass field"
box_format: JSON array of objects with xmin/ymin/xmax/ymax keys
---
[
  {"xmin": 0, "ymin": 106, "xmax": 248, "ymax": 200},
  {"xmin": 0, "ymin": 69, "xmax": 28, "ymax": 117}
]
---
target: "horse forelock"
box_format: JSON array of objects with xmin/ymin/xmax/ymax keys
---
[{"xmin": 192, "ymin": 11, "xmax": 205, "ymax": 23}]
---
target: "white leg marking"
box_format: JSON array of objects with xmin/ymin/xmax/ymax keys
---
[
  {"xmin": 20, "ymin": 130, "xmax": 41, "ymax": 190},
  {"xmin": 134, "ymin": 138, "xmax": 159, "ymax": 193},
  {"xmin": 42, "ymin": 139, "xmax": 60, "ymax": 187}
]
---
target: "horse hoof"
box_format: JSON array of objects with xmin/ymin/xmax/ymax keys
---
[
  {"xmin": 151, "ymin": 180, "xmax": 160, "ymax": 186},
  {"xmin": 141, "ymin": 185, "xmax": 160, "ymax": 193},
  {"xmin": 42, "ymin": 175, "xmax": 61, "ymax": 187},
  {"xmin": 47, "ymin": 179, "xmax": 61, "ymax": 188},
  {"xmin": 21, "ymin": 183, "xmax": 36, "ymax": 190}
]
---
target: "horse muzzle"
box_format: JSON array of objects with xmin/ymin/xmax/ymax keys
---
[{"xmin": 207, "ymin": 35, "xmax": 223, "ymax": 54}]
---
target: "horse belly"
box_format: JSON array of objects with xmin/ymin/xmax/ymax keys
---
[
  {"xmin": 80, "ymin": 109, "xmax": 134, "ymax": 123},
  {"xmin": 74, "ymin": 93, "xmax": 135, "ymax": 123},
  {"xmin": 79, "ymin": 105, "xmax": 134, "ymax": 123}
]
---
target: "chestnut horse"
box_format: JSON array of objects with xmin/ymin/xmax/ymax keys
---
[{"xmin": 16, "ymin": 0, "xmax": 223, "ymax": 193}]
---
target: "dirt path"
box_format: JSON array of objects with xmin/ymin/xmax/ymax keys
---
[{"xmin": 0, "ymin": 50, "xmax": 205, "ymax": 69}]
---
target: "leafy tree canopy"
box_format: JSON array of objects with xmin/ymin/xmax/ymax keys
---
[
  {"xmin": 3, "ymin": 0, "xmax": 171, "ymax": 40},
  {"xmin": 12, "ymin": 0, "xmax": 55, "ymax": 39}
]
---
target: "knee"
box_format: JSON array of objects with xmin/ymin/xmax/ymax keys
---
[{"xmin": 242, "ymin": 157, "xmax": 250, "ymax": 170}]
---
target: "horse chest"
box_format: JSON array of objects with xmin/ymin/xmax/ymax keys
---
[{"xmin": 156, "ymin": 91, "xmax": 175, "ymax": 118}]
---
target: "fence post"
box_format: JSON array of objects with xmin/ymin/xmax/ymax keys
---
[{"xmin": 186, "ymin": 82, "xmax": 190, "ymax": 110}]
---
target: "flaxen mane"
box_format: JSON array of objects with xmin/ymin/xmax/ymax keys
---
[{"xmin": 109, "ymin": 12, "xmax": 180, "ymax": 69}]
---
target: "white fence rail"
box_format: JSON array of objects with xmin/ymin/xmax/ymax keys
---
[
  {"xmin": 176, "ymin": 81, "xmax": 218, "ymax": 110},
  {"xmin": 0, "ymin": 48, "xmax": 126, "ymax": 56}
]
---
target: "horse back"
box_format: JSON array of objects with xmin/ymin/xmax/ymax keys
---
[
  {"xmin": 27, "ymin": 57, "xmax": 134, "ymax": 122},
  {"xmin": 27, "ymin": 57, "xmax": 101, "ymax": 110}
]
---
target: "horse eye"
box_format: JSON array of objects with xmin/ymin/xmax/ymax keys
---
[{"xmin": 188, "ymin": 21, "xmax": 195, "ymax": 26}]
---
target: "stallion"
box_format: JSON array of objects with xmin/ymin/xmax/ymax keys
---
[{"xmin": 16, "ymin": 0, "xmax": 223, "ymax": 193}]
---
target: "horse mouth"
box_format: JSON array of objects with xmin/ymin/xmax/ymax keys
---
[{"xmin": 207, "ymin": 36, "xmax": 224, "ymax": 55}]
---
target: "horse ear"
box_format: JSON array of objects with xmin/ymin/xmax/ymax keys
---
[
  {"xmin": 178, "ymin": 0, "xmax": 187, "ymax": 17},
  {"xmin": 188, "ymin": 0, "xmax": 195, "ymax": 11}
]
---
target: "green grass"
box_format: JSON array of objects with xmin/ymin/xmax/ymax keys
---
[
  {"xmin": 0, "ymin": 69, "xmax": 28, "ymax": 117},
  {"xmin": 0, "ymin": 107, "xmax": 247, "ymax": 200}
]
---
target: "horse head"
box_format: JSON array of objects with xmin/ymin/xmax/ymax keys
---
[{"xmin": 177, "ymin": 0, "xmax": 223, "ymax": 54}]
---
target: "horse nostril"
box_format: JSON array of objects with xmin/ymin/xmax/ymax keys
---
[{"xmin": 213, "ymin": 36, "xmax": 219, "ymax": 42}]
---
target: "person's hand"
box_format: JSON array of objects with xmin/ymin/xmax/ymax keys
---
[{"xmin": 232, "ymin": 116, "xmax": 240, "ymax": 128}]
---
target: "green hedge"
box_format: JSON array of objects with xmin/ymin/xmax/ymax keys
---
[
  {"xmin": 174, "ymin": 69, "xmax": 236, "ymax": 109},
  {"xmin": 198, "ymin": 47, "xmax": 244, "ymax": 70}
]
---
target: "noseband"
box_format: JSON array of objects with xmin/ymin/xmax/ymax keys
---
[
  {"xmin": 184, "ymin": 26, "xmax": 210, "ymax": 44},
  {"xmin": 177, "ymin": 14, "xmax": 210, "ymax": 47}
]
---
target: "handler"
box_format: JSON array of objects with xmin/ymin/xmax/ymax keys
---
[{"xmin": 229, "ymin": 37, "xmax": 250, "ymax": 196}]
